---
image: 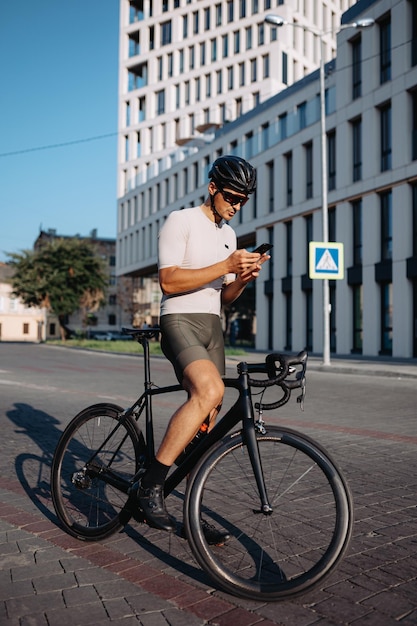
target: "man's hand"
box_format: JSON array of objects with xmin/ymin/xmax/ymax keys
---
[
  {"xmin": 236, "ymin": 250, "xmax": 271, "ymax": 285},
  {"xmin": 226, "ymin": 249, "xmax": 263, "ymax": 275}
]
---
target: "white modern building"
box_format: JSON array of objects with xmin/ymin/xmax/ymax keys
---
[
  {"xmin": 117, "ymin": 0, "xmax": 356, "ymax": 194},
  {"xmin": 117, "ymin": 0, "xmax": 417, "ymax": 359}
]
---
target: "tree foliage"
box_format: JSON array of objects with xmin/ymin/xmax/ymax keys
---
[{"xmin": 8, "ymin": 238, "xmax": 108, "ymax": 339}]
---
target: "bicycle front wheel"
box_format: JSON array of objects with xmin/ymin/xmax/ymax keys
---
[
  {"xmin": 184, "ymin": 426, "xmax": 353, "ymax": 601},
  {"xmin": 51, "ymin": 403, "xmax": 144, "ymax": 541}
]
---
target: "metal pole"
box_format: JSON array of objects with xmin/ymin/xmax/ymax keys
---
[{"xmin": 319, "ymin": 39, "xmax": 331, "ymax": 366}]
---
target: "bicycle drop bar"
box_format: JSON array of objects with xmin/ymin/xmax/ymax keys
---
[{"xmin": 246, "ymin": 350, "xmax": 308, "ymax": 411}]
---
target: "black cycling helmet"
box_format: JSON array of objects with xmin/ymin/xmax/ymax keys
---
[{"xmin": 208, "ymin": 155, "xmax": 257, "ymax": 194}]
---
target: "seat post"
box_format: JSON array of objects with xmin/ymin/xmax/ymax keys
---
[{"xmin": 139, "ymin": 333, "xmax": 155, "ymax": 460}]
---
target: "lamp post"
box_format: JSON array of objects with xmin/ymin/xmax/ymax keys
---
[{"xmin": 265, "ymin": 14, "xmax": 374, "ymax": 365}]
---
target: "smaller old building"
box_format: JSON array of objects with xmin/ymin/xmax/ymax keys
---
[{"xmin": 0, "ymin": 263, "xmax": 56, "ymax": 342}]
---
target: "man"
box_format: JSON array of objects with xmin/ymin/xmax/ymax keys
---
[{"xmin": 134, "ymin": 155, "xmax": 270, "ymax": 540}]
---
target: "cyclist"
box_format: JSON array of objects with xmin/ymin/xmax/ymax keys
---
[{"xmin": 134, "ymin": 155, "xmax": 270, "ymax": 542}]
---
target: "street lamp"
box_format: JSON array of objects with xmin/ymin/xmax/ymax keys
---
[{"xmin": 265, "ymin": 14, "xmax": 374, "ymax": 365}]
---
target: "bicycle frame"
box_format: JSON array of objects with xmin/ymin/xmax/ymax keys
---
[{"xmin": 118, "ymin": 333, "xmax": 274, "ymax": 514}]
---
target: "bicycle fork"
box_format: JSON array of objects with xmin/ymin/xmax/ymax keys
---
[{"xmin": 240, "ymin": 363, "xmax": 273, "ymax": 515}]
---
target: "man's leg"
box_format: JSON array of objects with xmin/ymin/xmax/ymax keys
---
[{"xmin": 137, "ymin": 359, "xmax": 224, "ymax": 531}]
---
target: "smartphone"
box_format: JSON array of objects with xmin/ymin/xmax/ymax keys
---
[{"xmin": 254, "ymin": 243, "xmax": 273, "ymax": 255}]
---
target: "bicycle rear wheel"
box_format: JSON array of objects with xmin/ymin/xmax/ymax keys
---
[
  {"xmin": 184, "ymin": 425, "xmax": 353, "ymax": 601},
  {"xmin": 51, "ymin": 403, "xmax": 145, "ymax": 541}
]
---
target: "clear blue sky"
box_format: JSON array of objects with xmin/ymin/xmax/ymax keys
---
[{"xmin": 0, "ymin": 1, "xmax": 120, "ymax": 262}]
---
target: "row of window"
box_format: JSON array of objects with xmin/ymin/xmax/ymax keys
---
[
  {"xmin": 280, "ymin": 187, "xmax": 400, "ymax": 355},
  {"xmin": 129, "ymin": 0, "xmax": 282, "ymax": 25},
  {"xmin": 128, "ymin": 19, "xmax": 277, "ymax": 62}
]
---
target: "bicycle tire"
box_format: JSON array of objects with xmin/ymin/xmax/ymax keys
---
[
  {"xmin": 51, "ymin": 403, "xmax": 145, "ymax": 541},
  {"xmin": 184, "ymin": 425, "xmax": 353, "ymax": 601}
]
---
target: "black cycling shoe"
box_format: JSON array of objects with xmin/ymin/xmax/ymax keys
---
[
  {"xmin": 131, "ymin": 481, "xmax": 176, "ymax": 532},
  {"xmin": 180, "ymin": 519, "xmax": 231, "ymax": 545}
]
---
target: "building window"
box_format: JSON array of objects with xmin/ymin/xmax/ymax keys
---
[
  {"xmin": 328, "ymin": 207, "xmax": 336, "ymax": 242},
  {"xmin": 279, "ymin": 112, "xmax": 287, "ymax": 140},
  {"xmin": 246, "ymin": 26, "xmax": 252, "ymax": 49},
  {"xmin": 282, "ymin": 51, "xmax": 288, "ymax": 84},
  {"xmin": 193, "ymin": 10, "xmax": 199, "ymax": 34},
  {"xmin": 232, "ymin": 31, "xmax": 239, "ymax": 56},
  {"xmin": 262, "ymin": 54, "xmax": 269, "ymax": 78},
  {"xmin": 216, "ymin": 70, "xmax": 222, "ymax": 94},
  {"xmin": 250, "ymin": 58, "xmax": 257, "ymax": 82},
  {"xmin": 239, "ymin": 62, "xmax": 245, "ymax": 86},
  {"xmin": 286, "ymin": 220, "xmax": 293, "ymax": 276},
  {"xmin": 352, "ymin": 117, "xmax": 362, "ymax": 182},
  {"xmin": 352, "ymin": 199, "xmax": 362, "ymax": 266},
  {"xmin": 258, "ymin": 23, "xmax": 264, "ymax": 46},
  {"xmin": 222, "ymin": 34, "xmax": 229, "ymax": 58},
  {"xmin": 380, "ymin": 190, "xmax": 392, "ymax": 261},
  {"xmin": 412, "ymin": 90, "xmax": 417, "ymax": 161},
  {"xmin": 23, "ymin": 323, "xmax": 29, "ymax": 335},
  {"xmin": 128, "ymin": 31, "xmax": 140, "ymax": 57},
  {"xmin": 352, "ymin": 285, "xmax": 363, "ymax": 353},
  {"xmin": 200, "ymin": 41, "xmax": 206, "ymax": 65},
  {"xmin": 189, "ymin": 45, "xmax": 195, "ymax": 69},
  {"xmin": 167, "ymin": 52, "xmax": 173, "ymax": 77},
  {"xmin": 379, "ymin": 14, "xmax": 391, "ymax": 84},
  {"xmin": 204, "ymin": 7, "xmax": 210, "ymax": 30},
  {"xmin": 298, "ymin": 101, "xmax": 307, "ymax": 130},
  {"xmin": 161, "ymin": 20, "xmax": 172, "ymax": 46},
  {"xmin": 380, "ymin": 102, "xmax": 392, "ymax": 171},
  {"xmin": 285, "ymin": 151, "xmax": 293, "ymax": 206},
  {"xmin": 240, "ymin": 0, "xmax": 246, "ymax": 18},
  {"xmin": 380, "ymin": 283, "xmax": 393, "ymax": 354},
  {"xmin": 206, "ymin": 74, "xmax": 211, "ymax": 97},
  {"xmin": 156, "ymin": 89, "xmax": 165, "ymax": 114},
  {"xmin": 227, "ymin": 0, "xmax": 234, "ymax": 22},
  {"xmin": 128, "ymin": 63, "xmax": 147, "ymax": 91},
  {"xmin": 182, "ymin": 14, "xmax": 188, "ymax": 39},
  {"xmin": 285, "ymin": 293, "xmax": 292, "ymax": 351},
  {"xmin": 351, "ymin": 36, "xmax": 361, "ymax": 99},
  {"xmin": 108, "ymin": 314, "xmax": 116, "ymax": 326},
  {"xmin": 413, "ymin": 183, "xmax": 417, "ymax": 256},
  {"xmin": 216, "ymin": 3, "xmax": 222, "ymax": 26},
  {"xmin": 412, "ymin": 0, "xmax": 417, "ymax": 66},
  {"xmin": 227, "ymin": 66, "xmax": 233, "ymax": 89},
  {"xmin": 327, "ymin": 130, "xmax": 336, "ymax": 191},
  {"xmin": 49, "ymin": 323, "xmax": 56, "ymax": 336},
  {"xmin": 261, "ymin": 122, "xmax": 269, "ymax": 151},
  {"xmin": 129, "ymin": 1, "xmax": 143, "ymax": 23},
  {"xmin": 266, "ymin": 160, "xmax": 274, "ymax": 213},
  {"xmin": 211, "ymin": 38, "xmax": 217, "ymax": 62},
  {"xmin": 305, "ymin": 142, "xmax": 313, "ymax": 199},
  {"xmin": 109, "ymin": 294, "xmax": 117, "ymax": 305}
]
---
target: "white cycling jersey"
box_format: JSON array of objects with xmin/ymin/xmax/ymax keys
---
[{"xmin": 158, "ymin": 206, "xmax": 237, "ymax": 316}]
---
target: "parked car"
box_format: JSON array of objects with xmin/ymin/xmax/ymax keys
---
[{"xmin": 105, "ymin": 331, "xmax": 133, "ymax": 341}]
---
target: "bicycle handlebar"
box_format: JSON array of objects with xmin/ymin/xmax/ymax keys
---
[{"xmin": 246, "ymin": 350, "xmax": 308, "ymax": 411}]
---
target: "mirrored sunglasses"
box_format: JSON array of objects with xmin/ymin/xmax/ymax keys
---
[{"xmin": 219, "ymin": 188, "xmax": 250, "ymax": 207}]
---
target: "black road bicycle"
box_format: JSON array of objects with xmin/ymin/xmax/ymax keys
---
[{"xmin": 51, "ymin": 328, "xmax": 353, "ymax": 602}]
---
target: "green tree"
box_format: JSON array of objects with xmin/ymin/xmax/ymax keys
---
[{"xmin": 8, "ymin": 238, "xmax": 108, "ymax": 340}]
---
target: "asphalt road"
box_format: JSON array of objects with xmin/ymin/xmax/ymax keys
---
[{"xmin": 0, "ymin": 342, "xmax": 416, "ymax": 625}]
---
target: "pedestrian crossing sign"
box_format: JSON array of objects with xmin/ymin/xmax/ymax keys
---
[{"xmin": 309, "ymin": 242, "xmax": 344, "ymax": 279}]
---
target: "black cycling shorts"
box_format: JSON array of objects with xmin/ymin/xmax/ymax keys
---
[{"xmin": 160, "ymin": 313, "xmax": 225, "ymax": 382}]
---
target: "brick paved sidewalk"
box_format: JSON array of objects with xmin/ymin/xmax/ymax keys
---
[{"xmin": 1, "ymin": 480, "xmax": 280, "ymax": 626}]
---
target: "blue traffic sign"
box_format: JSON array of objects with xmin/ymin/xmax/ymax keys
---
[{"xmin": 309, "ymin": 242, "xmax": 344, "ymax": 279}]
